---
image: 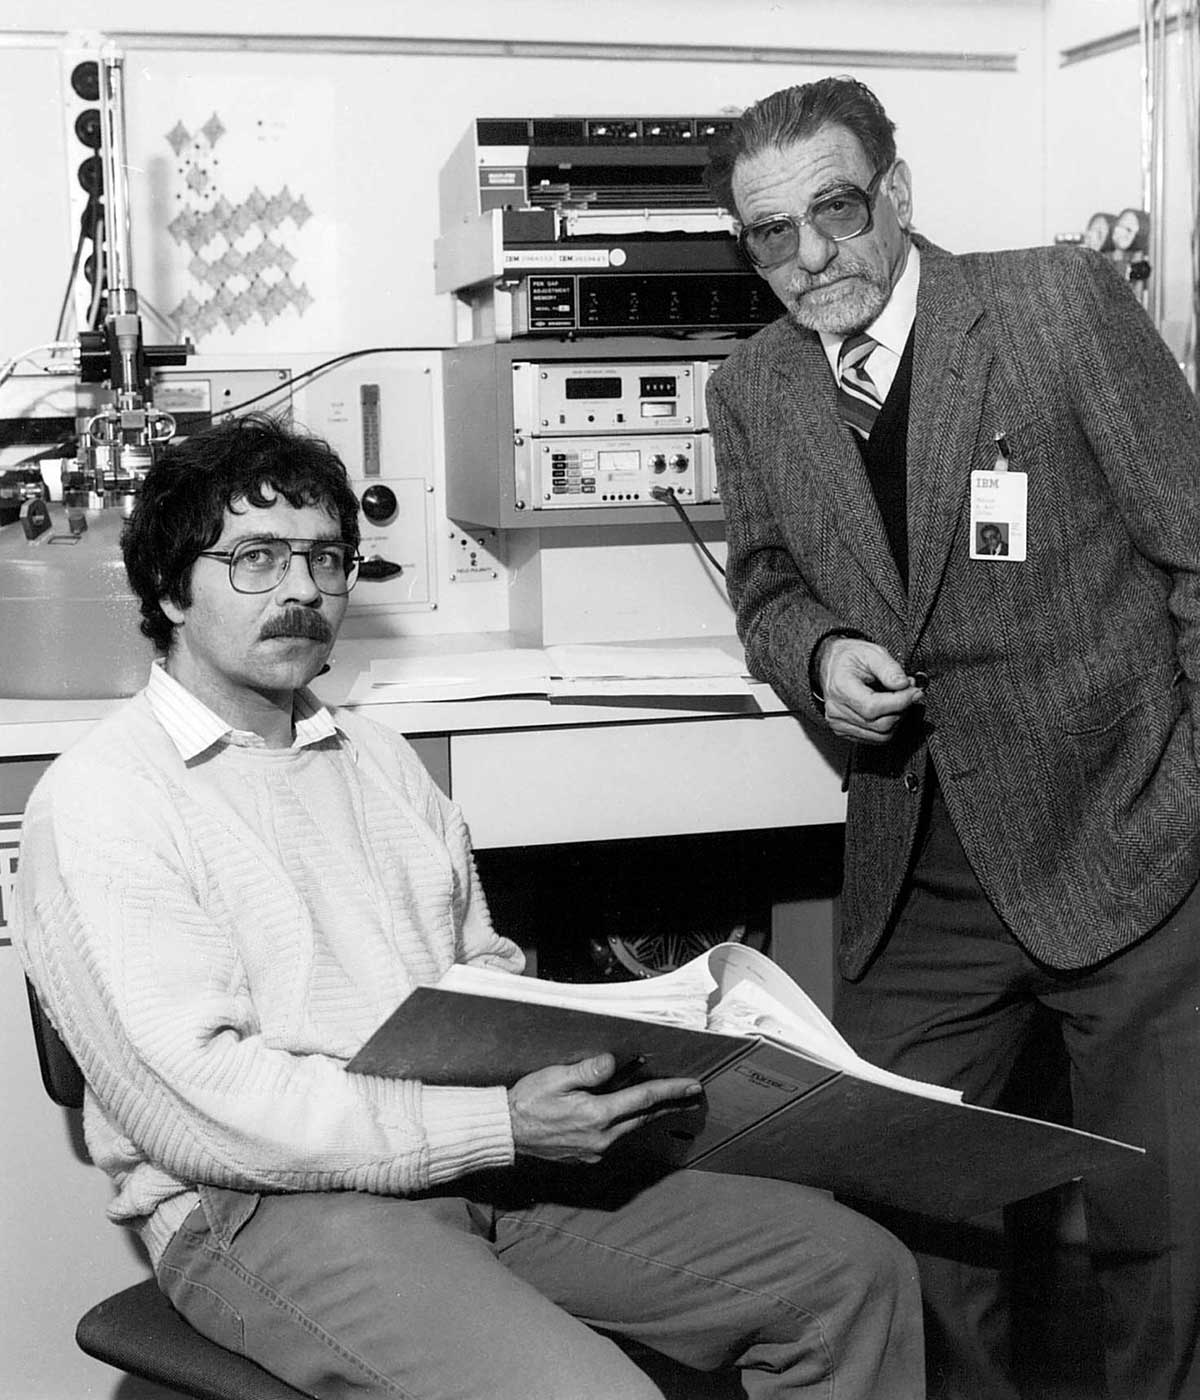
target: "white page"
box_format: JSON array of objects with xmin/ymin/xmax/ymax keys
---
[
  {"xmin": 435, "ymin": 944, "xmax": 960, "ymax": 1101},
  {"xmin": 437, "ymin": 958, "xmax": 714, "ymax": 1030},
  {"xmin": 544, "ymin": 644, "xmax": 749, "ymax": 680},
  {"xmin": 707, "ymin": 975, "xmax": 850, "ymax": 1063},
  {"xmin": 706, "ymin": 944, "xmax": 852, "ymax": 1051},
  {"xmin": 709, "ymin": 978, "xmax": 961, "ymax": 1104},
  {"xmin": 546, "ymin": 676, "xmax": 753, "ymax": 699},
  {"xmin": 362, "ymin": 649, "xmax": 552, "ymax": 700}
]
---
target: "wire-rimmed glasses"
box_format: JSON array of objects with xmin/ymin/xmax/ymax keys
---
[{"xmin": 196, "ymin": 538, "xmax": 362, "ymax": 595}]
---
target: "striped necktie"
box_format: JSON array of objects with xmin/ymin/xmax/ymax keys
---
[{"xmin": 837, "ymin": 332, "xmax": 883, "ymax": 439}]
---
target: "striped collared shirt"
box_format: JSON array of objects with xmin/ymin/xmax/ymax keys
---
[
  {"xmin": 145, "ymin": 660, "xmax": 343, "ymax": 761},
  {"xmin": 819, "ymin": 241, "xmax": 921, "ymax": 402}
]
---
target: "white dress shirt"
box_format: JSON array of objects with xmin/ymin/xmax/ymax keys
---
[{"xmin": 820, "ymin": 241, "xmax": 921, "ymax": 401}]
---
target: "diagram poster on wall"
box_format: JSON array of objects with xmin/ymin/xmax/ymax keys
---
[{"xmin": 126, "ymin": 61, "xmax": 340, "ymax": 352}]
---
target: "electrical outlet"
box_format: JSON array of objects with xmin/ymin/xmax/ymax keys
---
[{"xmin": 447, "ymin": 527, "xmax": 503, "ymax": 583}]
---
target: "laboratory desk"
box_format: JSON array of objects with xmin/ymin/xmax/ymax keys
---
[{"xmin": 0, "ymin": 635, "xmax": 848, "ymax": 849}]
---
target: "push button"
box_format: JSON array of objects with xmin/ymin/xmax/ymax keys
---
[{"xmin": 903, "ymin": 772, "xmax": 920, "ymax": 794}]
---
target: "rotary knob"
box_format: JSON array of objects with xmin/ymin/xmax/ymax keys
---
[{"xmin": 360, "ymin": 483, "xmax": 398, "ymax": 524}]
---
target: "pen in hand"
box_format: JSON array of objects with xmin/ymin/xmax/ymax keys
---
[{"xmin": 602, "ymin": 1055, "xmax": 648, "ymax": 1093}]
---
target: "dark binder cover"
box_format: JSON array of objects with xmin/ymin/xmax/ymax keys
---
[
  {"xmin": 691, "ymin": 1067, "xmax": 1136, "ymax": 1221},
  {"xmin": 347, "ymin": 987, "xmax": 748, "ymax": 1087},
  {"xmin": 348, "ymin": 979, "xmax": 1143, "ymax": 1220}
]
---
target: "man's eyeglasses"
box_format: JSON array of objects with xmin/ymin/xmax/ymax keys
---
[
  {"xmin": 737, "ymin": 167, "xmax": 889, "ymax": 270},
  {"xmin": 197, "ymin": 538, "xmax": 363, "ymax": 595}
]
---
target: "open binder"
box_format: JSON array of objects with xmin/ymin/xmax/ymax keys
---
[{"xmin": 347, "ymin": 942, "xmax": 1141, "ymax": 1220}]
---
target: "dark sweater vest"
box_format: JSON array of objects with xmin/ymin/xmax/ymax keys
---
[{"xmin": 857, "ymin": 329, "xmax": 914, "ymax": 588}]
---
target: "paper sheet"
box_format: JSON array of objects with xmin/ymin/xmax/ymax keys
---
[
  {"xmin": 347, "ymin": 644, "xmax": 752, "ymax": 705},
  {"xmin": 438, "ymin": 958, "xmax": 715, "ymax": 1030},
  {"xmin": 709, "ymin": 980, "xmax": 962, "ymax": 1104},
  {"xmin": 438, "ymin": 948, "xmax": 961, "ymax": 1102},
  {"xmin": 544, "ymin": 645, "xmax": 749, "ymax": 680}
]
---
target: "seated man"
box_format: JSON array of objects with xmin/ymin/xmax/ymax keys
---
[{"xmin": 14, "ymin": 414, "xmax": 922, "ymax": 1400}]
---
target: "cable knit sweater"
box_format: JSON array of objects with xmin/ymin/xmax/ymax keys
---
[{"xmin": 14, "ymin": 683, "xmax": 524, "ymax": 1265}]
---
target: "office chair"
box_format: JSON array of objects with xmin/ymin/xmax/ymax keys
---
[
  {"xmin": 26, "ymin": 977, "xmax": 311, "ymax": 1400},
  {"xmin": 26, "ymin": 979, "xmax": 740, "ymax": 1400}
]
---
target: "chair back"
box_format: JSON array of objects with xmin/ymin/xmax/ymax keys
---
[{"xmin": 26, "ymin": 978, "xmax": 86, "ymax": 1109}]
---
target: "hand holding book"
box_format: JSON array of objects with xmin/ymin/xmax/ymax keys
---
[
  {"xmin": 349, "ymin": 942, "xmax": 1143, "ymax": 1220},
  {"xmin": 507, "ymin": 1051, "xmax": 703, "ymax": 1164}
]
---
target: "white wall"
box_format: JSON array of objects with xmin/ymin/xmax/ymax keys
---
[
  {"xmin": 2, "ymin": 1, "xmax": 1048, "ymax": 358},
  {"xmin": 1, "ymin": 935, "xmax": 173, "ymax": 1400},
  {"xmin": 1044, "ymin": 0, "xmax": 1196, "ymax": 364}
]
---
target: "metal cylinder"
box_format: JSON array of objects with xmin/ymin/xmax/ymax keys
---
[{"xmin": 98, "ymin": 46, "xmax": 135, "ymax": 297}]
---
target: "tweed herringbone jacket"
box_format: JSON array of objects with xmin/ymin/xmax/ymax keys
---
[{"xmin": 708, "ymin": 237, "xmax": 1200, "ymax": 976}]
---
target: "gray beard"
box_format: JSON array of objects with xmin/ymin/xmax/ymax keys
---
[{"xmin": 784, "ymin": 277, "xmax": 891, "ymax": 336}]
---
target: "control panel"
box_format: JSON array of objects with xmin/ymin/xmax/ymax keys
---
[
  {"xmin": 511, "ymin": 357, "xmax": 713, "ymax": 513},
  {"xmin": 512, "ymin": 272, "xmax": 779, "ymax": 337},
  {"xmin": 443, "ymin": 338, "xmax": 729, "ymax": 529},
  {"xmin": 512, "ymin": 361, "xmax": 698, "ymax": 434},
  {"xmin": 156, "ymin": 359, "xmax": 436, "ymax": 612},
  {"xmin": 518, "ymin": 435, "xmax": 701, "ymax": 509},
  {"xmin": 295, "ymin": 361, "xmax": 436, "ymax": 613}
]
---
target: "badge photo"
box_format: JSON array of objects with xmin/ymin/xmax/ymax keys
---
[{"xmin": 970, "ymin": 469, "xmax": 1027, "ymax": 561}]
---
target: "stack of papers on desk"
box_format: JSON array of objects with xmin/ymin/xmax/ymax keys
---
[
  {"xmin": 346, "ymin": 644, "xmax": 753, "ymax": 706},
  {"xmin": 350, "ymin": 649, "xmax": 550, "ymax": 704},
  {"xmin": 543, "ymin": 645, "xmax": 750, "ymax": 700}
]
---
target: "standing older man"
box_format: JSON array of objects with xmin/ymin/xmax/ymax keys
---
[
  {"xmin": 14, "ymin": 413, "xmax": 922, "ymax": 1400},
  {"xmin": 706, "ymin": 76, "xmax": 1200, "ymax": 1400}
]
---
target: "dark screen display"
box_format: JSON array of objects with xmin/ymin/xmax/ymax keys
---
[{"xmin": 564, "ymin": 377, "xmax": 623, "ymax": 399}]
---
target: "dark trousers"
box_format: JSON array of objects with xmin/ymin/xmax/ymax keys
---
[{"xmin": 836, "ymin": 781, "xmax": 1200, "ymax": 1400}]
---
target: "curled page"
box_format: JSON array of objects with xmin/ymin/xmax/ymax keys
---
[
  {"xmin": 707, "ymin": 979, "xmax": 849, "ymax": 1061},
  {"xmin": 437, "ymin": 958, "xmax": 714, "ymax": 1030},
  {"xmin": 709, "ymin": 979, "xmax": 962, "ymax": 1104}
]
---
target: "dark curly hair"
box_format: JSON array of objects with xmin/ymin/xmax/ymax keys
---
[
  {"xmin": 122, "ymin": 413, "xmax": 361, "ymax": 653},
  {"xmin": 705, "ymin": 77, "xmax": 898, "ymax": 219}
]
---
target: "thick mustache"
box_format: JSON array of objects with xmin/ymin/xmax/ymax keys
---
[
  {"xmin": 259, "ymin": 611, "xmax": 333, "ymax": 643},
  {"xmin": 791, "ymin": 270, "xmax": 855, "ymax": 295}
]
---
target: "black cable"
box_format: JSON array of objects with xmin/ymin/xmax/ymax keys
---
[
  {"xmin": 215, "ymin": 345, "xmax": 446, "ymax": 417},
  {"xmin": 54, "ymin": 220, "xmax": 91, "ymax": 341},
  {"xmin": 217, "ymin": 340, "xmax": 743, "ymax": 418},
  {"xmin": 15, "ymin": 438, "xmax": 78, "ymax": 465},
  {"xmin": 87, "ymin": 212, "xmax": 106, "ymax": 330},
  {"xmin": 650, "ymin": 484, "xmax": 726, "ymax": 578}
]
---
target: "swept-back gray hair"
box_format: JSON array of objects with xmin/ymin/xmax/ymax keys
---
[{"xmin": 706, "ymin": 76, "xmax": 897, "ymax": 218}]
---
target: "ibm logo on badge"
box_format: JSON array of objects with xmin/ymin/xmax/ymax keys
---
[{"xmin": 0, "ymin": 816, "xmax": 21, "ymax": 946}]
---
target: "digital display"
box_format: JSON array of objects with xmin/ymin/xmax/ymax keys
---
[
  {"xmin": 640, "ymin": 376, "xmax": 678, "ymax": 397},
  {"xmin": 564, "ymin": 376, "xmax": 623, "ymax": 399},
  {"xmin": 597, "ymin": 450, "xmax": 640, "ymax": 473}
]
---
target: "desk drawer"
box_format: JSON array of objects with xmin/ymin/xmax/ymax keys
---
[{"xmin": 450, "ymin": 716, "xmax": 845, "ymax": 848}]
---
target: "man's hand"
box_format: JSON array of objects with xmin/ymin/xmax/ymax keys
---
[
  {"xmin": 817, "ymin": 637, "xmax": 925, "ymax": 743},
  {"xmin": 507, "ymin": 1054, "xmax": 703, "ymax": 1164}
]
